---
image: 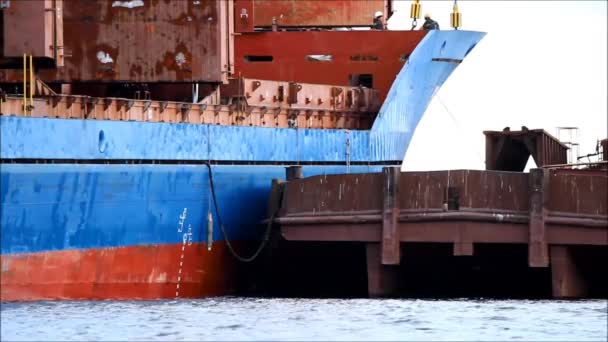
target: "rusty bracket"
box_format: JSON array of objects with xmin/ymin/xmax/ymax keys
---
[
  {"xmin": 331, "ymin": 87, "xmax": 343, "ymax": 97},
  {"xmin": 142, "ymin": 100, "xmax": 152, "ymax": 112},
  {"xmin": 288, "ymin": 82, "xmax": 301, "ymax": 104},
  {"xmin": 259, "ymin": 106, "xmax": 268, "ymax": 115},
  {"xmin": 102, "ymin": 98, "xmax": 113, "ymax": 112},
  {"xmin": 159, "ymin": 101, "xmax": 168, "ymax": 113},
  {"xmin": 288, "ymin": 109, "xmax": 299, "ymax": 119},
  {"xmin": 243, "ymin": 106, "xmax": 254, "ymax": 116},
  {"xmin": 305, "ymin": 110, "xmax": 314, "ymax": 120},
  {"xmin": 65, "ymin": 96, "xmax": 76, "ymax": 110},
  {"xmin": 50, "ymin": 95, "xmax": 61, "ymax": 108},
  {"xmin": 251, "ymin": 80, "xmax": 261, "ymax": 92},
  {"xmin": 272, "ymin": 107, "xmax": 282, "ymax": 118},
  {"xmin": 84, "ymin": 97, "xmax": 98, "ymax": 118},
  {"xmin": 119, "ymin": 99, "xmax": 134, "ymax": 112},
  {"xmin": 180, "ymin": 103, "xmax": 191, "ymax": 121},
  {"xmin": 115, "ymin": 100, "xmax": 125, "ymax": 119},
  {"xmin": 213, "ymin": 105, "xmax": 221, "ymax": 116},
  {"xmin": 199, "ymin": 104, "xmax": 207, "ymax": 112}
]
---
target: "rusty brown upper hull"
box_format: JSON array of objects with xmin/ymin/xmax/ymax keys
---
[{"xmin": 1, "ymin": 0, "xmax": 420, "ymax": 104}]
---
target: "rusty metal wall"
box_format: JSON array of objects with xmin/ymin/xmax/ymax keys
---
[
  {"xmin": 282, "ymin": 171, "xmax": 530, "ymax": 215},
  {"xmin": 399, "ymin": 170, "xmax": 529, "ymax": 212},
  {"xmin": 2, "ymin": 0, "xmax": 56, "ymax": 59},
  {"xmin": 252, "ymin": 0, "xmax": 386, "ymax": 27},
  {"xmin": 280, "ymin": 169, "xmax": 607, "ymax": 218},
  {"xmin": 234, "ymin": 30, "xmax": 426, "ymax": 103},
  {"xmin": 3, "ymin": 0, "xmax": 225, "ymax": 83},
  {"xmin": 448, "ymin": 171, "xmax": 529, "ymax": 212},
  {"xmin": 548, "ymin": 171, "xmax": 608, "ymax": 216},
  {"xmin": 399, "ymin": 172, "xmax": 448, "ymax": 211},
  {"xmin": 282, "ymin": 174, "xmax": 383, "ymax": 216}
]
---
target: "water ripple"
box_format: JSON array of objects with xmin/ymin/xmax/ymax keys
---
[{"xmin": 1, "ymin": 298, "xmax": 607, "ymax": 341}]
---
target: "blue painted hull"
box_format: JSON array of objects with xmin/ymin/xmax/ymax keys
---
[{"xmin": 1, "ymin": 163, "xmax": 381, "ymax": 255}]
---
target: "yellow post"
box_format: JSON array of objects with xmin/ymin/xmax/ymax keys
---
[
  {"xmin": 23, "ymin": 54, "xmax": 27, "ymax": 113},
  {"xmin": 451, "ymin": 1, "xmax": 461, "ymax": 30},
  {"xmin": 410, "ymin": 0, "xmax": 421, "ymax": 29},
  {"xmin": 410, "ymin": 0, "xmax": 421, "ymax": 19},
  {"xmin": 29, "ymin": 54, "xmax": 34, "ymax": 109}
]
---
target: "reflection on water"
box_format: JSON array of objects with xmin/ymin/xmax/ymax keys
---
[{"xmin": 1, "ymin": 298, "xmax": 606, "ymax": 341}]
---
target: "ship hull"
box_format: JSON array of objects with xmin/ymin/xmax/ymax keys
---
[
  {"xmin": 0, "ymin": 163, "xmax": 381, "ymax": 301},
  {"xmin": 0, "ymin": 30, "xmax": 486, "ymax": 301},
  {"xmin": 1, "ymin": 243, "xmax": 235, "ymax": 301}
]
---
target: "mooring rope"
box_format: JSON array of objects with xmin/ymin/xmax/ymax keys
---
[{"xmin": 203, "ymin": 163, "xmax": 276, "ymax": 263}]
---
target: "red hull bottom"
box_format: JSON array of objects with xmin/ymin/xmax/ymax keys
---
[{"xmin": 1, "ymin": 242, "xmax": 240, "ymax": 301}]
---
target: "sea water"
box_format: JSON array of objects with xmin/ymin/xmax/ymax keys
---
[{"xmin": 1, "ymin": 298, "xmax": 606, "ymax": 341}]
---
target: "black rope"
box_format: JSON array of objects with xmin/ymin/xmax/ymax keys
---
[{"xmin": 204, "ymin": 163, "xmax": 276, "ymax": 263}]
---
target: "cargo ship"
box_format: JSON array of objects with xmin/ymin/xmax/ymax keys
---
[{"xmin": 0, "ymin": 0, "xmax": 484, "ymax": 301}]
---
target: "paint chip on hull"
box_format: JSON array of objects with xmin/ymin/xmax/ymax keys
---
[
  {"xmin": 96, "ymin": 51, "xmax": 114, "ymax": 64},
  {"xmin": 175, "ymin": 52, "xmax": 186, "ymax": 68},
  {"xmin": 112, "ymin": 0, "xmax": 144, "ymax": 9}
]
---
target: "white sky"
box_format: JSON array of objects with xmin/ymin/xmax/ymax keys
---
[{"xmin": 386, "ymin": 1, "xmax": 607, "ymax": 171}]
